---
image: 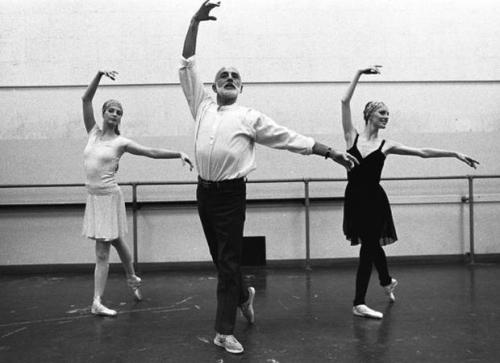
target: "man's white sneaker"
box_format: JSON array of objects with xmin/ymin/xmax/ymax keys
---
[
  {"xmin": 383, "ymin": 278, "xmax": 398, "ymax": 302},
  {"xmin": 240, "ymin": 287, "xmax": 255, "ymax": 324},
  {"xmin": 91, "ymin": 301, "xmax": 117, "ymax": 317},
  {"xmin": 213, "ymin": 333, "xmax": 244, "ymax": 354},
  {"xmin": 353, "ymin": 304, "xmax": 383, "ymax": 319}
]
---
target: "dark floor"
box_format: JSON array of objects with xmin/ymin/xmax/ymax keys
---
[{"xmin": 1, "ymin": 263, "xmax": 500, "ymax": 363}]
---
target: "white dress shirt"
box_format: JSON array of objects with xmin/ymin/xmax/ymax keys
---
[{"xmin": 179, "ymin": 56, "xmax": 315, "ymax": 181}]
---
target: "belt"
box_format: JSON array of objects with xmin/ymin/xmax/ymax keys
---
[{"xmin": 197, "ymin": 176, "xmax": 246, "ymax": 189}]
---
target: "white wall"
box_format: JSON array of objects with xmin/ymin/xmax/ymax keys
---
[
  {"xmin": 0, "ymin": 84, "xmax": 499, "ymax": 185},
  {"xmin": 1, "ymin": 0, "xmax": 499, "ymax": 266},
  {"xmin": 2, "ymin": 0, "xmax": 500, "ymax": 87}
]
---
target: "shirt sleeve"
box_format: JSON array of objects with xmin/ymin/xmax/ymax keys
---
[
  {"xmin": 247, "ymin": 110, "xmax": 315, "ymax": 155},
  {"xmin": 178, "ymin": 56, "xmax": 212, "ymax": 120}
]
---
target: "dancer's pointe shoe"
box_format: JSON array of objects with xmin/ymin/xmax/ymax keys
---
[
  {"xmin": 352, "ymin": 304, "xmax": 383, "ymax": 319},
  {"xmin": 383, "ymin": 278, "xmax": 398, "ymax": 303},
  {"xmin": 91, "ymin": 301, "xmax": 117, "ymax": 317},
  {"xmin": 127, "ymin": 275, "xmax": 142, "ymax": 301},
  {"xmin": 240, "ymin": 287, "xmax": 255, "ymax": 324}
]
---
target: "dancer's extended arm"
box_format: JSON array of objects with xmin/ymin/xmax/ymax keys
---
[
  {"xmin": 385, "ymin": 142, "xmax": 479, "ymax": 169},
  {"xmin": 124, "ymin": 140, "xmax": 194, "ymax": 170}
]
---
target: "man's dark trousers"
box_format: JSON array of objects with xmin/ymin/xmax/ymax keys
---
[{"xmin": 197, "ymin": 177, "xmax": 250, "ymax": 334}]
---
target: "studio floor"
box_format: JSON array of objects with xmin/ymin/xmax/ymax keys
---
[{"xmin": 1, "ymin": 262, "xmax": 500, "ymax": 363}]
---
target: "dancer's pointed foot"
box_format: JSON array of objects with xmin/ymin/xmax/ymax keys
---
[
  {"xmin": 127, "ymin": 275, "xmax": 143, "ymax": 301},
  {"xmin": 240, "ymin": 287, "xmax": 255, "ymax": 324},
  {"xmin": 383, "ymin": 278, "xmax": 398, "ymax": 303}
]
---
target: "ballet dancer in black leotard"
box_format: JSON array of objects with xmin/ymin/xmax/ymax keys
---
[{"xmin": 341, "ymin": 66, "xmax": 479, "ymax": 319}]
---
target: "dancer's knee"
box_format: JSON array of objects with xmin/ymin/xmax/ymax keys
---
[
  {"xmin": 110, "ymin": 238, "xmax": 123, "ymax": 248},
  {"xmin": 95, "ymin": 242, "xmax": 111, "ymax": 263}
]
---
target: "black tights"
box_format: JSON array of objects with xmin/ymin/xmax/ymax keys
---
[{"xmin": 353, "ymin": 239, "xmax": 392, "ymax": 306}]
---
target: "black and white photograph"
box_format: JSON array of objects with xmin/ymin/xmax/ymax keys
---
[{"xmin": 0, "ymin": 0, "xmax": 499, "ymax": 361}]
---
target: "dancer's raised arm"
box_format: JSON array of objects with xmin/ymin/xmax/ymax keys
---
[
  {"xmin": 182, "ymin": 0, "xmax": 220, "ymax": 59},
  {"xmin": 179, "ymin": 1, "xmax": 220, "ymax": 120},
  {"xmin": 341, "ymin": 66, "xmax": 380, "ymax": 147},
  {"xmin": 81, "ymin": 70, "xmax": 118, "ymax": 133}
]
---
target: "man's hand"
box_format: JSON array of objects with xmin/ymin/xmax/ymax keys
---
[
  {"xmin": 180, "ymin": 152, "xmax": 194, "ymax": 171},
  {"xmin": 193, "ymin": 0, "xmax": 220, "ymax": 22},
  {"xmin": 329, "ymin": 150, "xmax": 359, "ymax": 171}
]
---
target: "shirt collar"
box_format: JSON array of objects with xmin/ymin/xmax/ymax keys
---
[{"xmin": 217, "ymin": 103, "xmax": 238, "ymax": 111}]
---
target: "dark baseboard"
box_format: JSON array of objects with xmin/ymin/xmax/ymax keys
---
[{"xmin": 1, "ymin": 254, "xmax": 499, "ymax": 275}]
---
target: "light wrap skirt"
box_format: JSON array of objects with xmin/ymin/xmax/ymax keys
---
[{"xmin": 82, "ymin": 185, "xmax": 127, "ymax": 241}]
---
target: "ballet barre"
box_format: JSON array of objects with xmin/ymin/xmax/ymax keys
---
[{"xmin": 1, "ymin": 174, "xmax": 499, "ymax": 269}]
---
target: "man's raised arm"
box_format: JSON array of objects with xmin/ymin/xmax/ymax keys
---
[
  {"xmin": 182, "ymin": 0, "xmax": 220, "ymax": 59},
  {"xmin": 179, "ymin": 1, "xmax": 220, "ymax": 119}
]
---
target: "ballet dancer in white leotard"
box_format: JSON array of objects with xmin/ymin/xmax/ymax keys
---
[{"xmin": 82, "ymin": 70, "xmax": 193, "ymax": 316}]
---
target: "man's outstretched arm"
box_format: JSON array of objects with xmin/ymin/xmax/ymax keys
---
[
  {"xmin": 182, "ymin": 0, "xmax": 220, "ymax": 59},
  {"xmin": 251, "ymin": 112, "xmax": 359, "ymax": 171}
]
